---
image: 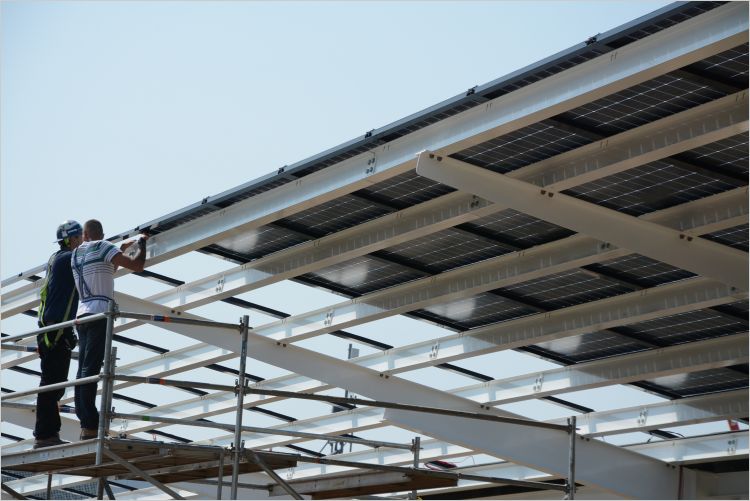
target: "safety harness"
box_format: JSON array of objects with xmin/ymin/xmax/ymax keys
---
[{"xmin": 37, "ymin": 252, "xmax": 76, "ymax": 349}]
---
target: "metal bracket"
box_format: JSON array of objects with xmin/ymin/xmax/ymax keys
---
[
  {"xmin": 637, "ymin": 408, "xmax": 648, "ymax": 426},
  {"xmin": 533, "ymin": 374, "xmax": 544, "ymax": 393},
  {"xmin": 728, "ymin": 438, "xmax": 738, "ymax": 455}
]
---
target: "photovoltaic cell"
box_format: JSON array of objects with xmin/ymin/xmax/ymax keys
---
[
  {"xmin": 603, "ymin": 2, "xmax": 723, "ymax": 49},
  {"xmin": 703, "ymin": 224, "xmax": 749, "ymax": 251},
  {"xmin": 356, "ymin": 170, "xmax": 454, "ymax": 209},
  {"xmin": 379, "ymin": 228, "xmax": 514, "ymax": 274},
  {"xmin": 555, "ymin": 73, "xmax": 727, "ymax": 136},
  {"xmin": 534, "ymin": 332, "xmax": 648, "ymax": 362},
  {"xmin": 450, "ymin": 120, "xmax": 592, "ymax": 174},
  {"xmin": 214, "ymin": 225, "xmax": 310, "ymax": 260},
  {"xmin": 493, "ymin": 269, "xmax": 634, "ymax": 310},
  {"xmin": 462, "ymin": 209, "xmax": 574, "ymax": 248},
  {"xmin": 676, "ymin": 133, "xmax": 749, "ymax": 179},
  {"xmin": 417, "ymin": 292, "xmax": 537, "ymax": 329},
  {"xmin": 588, "ymin": 254, "xmax": 695, "ymax": 288},
  {"xmin": 646, "ymin": 367, "xmax": 748, "ymax": 397},
  {"xmin": 685, "ymin": 43, "xmax": 749, "ymax": 87},
  {"xmin": 563, "ymin": 160, "xmax": 739, "ymax": 216},
  {"xmin": 277, "ymin": 195, "xmax": 392, "ymax": 236},
  {"xmin": 616, "ymin": 309, "xmax": 748, "ymax": 346},
  {"xmin": 299, "ymin": 255, "xmax": 427, "ymax": 296}
]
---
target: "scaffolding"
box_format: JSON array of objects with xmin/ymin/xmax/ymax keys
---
[{"xmin": 1, "ymin": 302, "xmax": 579, "ymax": 500}]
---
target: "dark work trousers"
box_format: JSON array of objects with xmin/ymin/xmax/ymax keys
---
[
  {"xmin": 33, "ymin": 328, "xmax": 73, "ymax": 439},
  {"xmin": 74, "ymin": 316, "xmax": 107, "ymax": 429}
]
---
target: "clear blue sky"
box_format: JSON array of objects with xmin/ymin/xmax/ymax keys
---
[{"xmin": 6, "ymin": 1, "xmax": 704, "ymax": 445}]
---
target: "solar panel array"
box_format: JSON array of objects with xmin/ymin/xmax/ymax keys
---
[{"xmin": 2, "ymin": 2, "xmax": 747, "ymax": 499}]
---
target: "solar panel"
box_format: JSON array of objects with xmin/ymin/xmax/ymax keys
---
[
  {"xmin": 555, "ymin": 73, "xmax": 727, "ymax": 136},
  {"xmin": 355, "ymin": 170, "xmax": 454, "ymax": 209},
  {"xmin": 418, "ymin": 292, "xmax": 538, "ymax": 329},
  {"xmin": 686, "ymin": 43, "xmax": 749, "ymax": 86},
  {"xmin": 563, "ymin": 160, "xmax": 740, "ymax": 216},
  {"xmin": 703, "ymin": 224, "xmax": 749, "ymax": 251},
  {"xmin": 462, "ymin": 209, "xmax": 575, "ymax": 248},
  {"xmin": 587, "ymin": 255, "xmax": 695, "ymax": 288},
  {"xmin": 299, "ymin": 255, "xmax": 427, "ymax": 296},
  {"xmin": 676, "ymin": 133, "xmax": 749, "ymax": 179},
  {"xmin": 534, "ymin": 331, "xmax": 648, "ymax": 363},
  {"xmin": 213, "ymin": 224, "xmax": 311, "ymax": 260},
  {"xmin": 493, "ymin": 269, "xmax": 635, "ymax": 310},
  {"xmin": 646, "ymin": 367, "xmax": 748, "ymax": 397},
  {"xmin": 379, "ymin": 228, "xmax": 513, "ymax": 274},
  {"xmin": 277, "ymin": 194, "xmax": 392, "ymax": 236},
  {"xmin": 450, "ymin": 120, "xmax": 592, "ymax": 174},
  {"xmin": 617, "ymin": 309, "xmax": 748, "ymax": 346}
]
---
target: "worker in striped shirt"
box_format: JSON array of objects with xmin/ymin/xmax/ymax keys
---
[{"xmin": 71, "ymin": 219, "xmax": 148, "ymax": 440}]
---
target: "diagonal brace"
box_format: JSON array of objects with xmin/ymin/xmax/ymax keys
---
[
  {"xmin": 245, "ymin": 450, "xmax": 303, "ymax": 500},
  {"xmin": 102, "ymin": 448, "xmax": 184, "ymax": 500},
  {"xmin": 416, "ymin": 151, "xmax": 749, "ymax": 291}
]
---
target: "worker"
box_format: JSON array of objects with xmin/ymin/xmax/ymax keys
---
[
  {"xmin": 33, "ymin": 220, "xmax": 84, "ymax": 449},
  {"xmin": 71, "ymin": 219, "xmax": 148, "ymax": 440}
]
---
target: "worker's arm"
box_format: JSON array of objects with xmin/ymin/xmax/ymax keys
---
[{"xmin": 112, "ymin": 235, "xmax": 149, "ymax": 272}]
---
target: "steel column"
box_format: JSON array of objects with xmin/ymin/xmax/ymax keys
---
[
  {"xmin": 96, "ymin": 301, "xmax": 117, "ymax": 500},
  {"xmin": 216, "ymin": 448, "xmax": 225, "ymax": 500},
  {"xmin": 230, "ymin": 315, "xmax": 249, "ymax": 499},
  {"xmin": 410, "ymin": 436, "xmax": 421, "ymax": 500},
  {"xmin": 567, "ymin": 416, "xmax": 576, "ymax": 500}
]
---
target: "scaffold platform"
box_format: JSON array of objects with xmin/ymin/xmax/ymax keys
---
[{"xmin": 1, "ymin": 438, "xmax": 297, "ymax": 484}]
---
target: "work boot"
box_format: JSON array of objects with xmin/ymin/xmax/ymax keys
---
[
  {"xmin": 33, "ymin": 434, "xmax": 69, "ymax": 449},
  {"xmin": 79, "ymin": 428, "xmax": 99, "ymax": 440}
]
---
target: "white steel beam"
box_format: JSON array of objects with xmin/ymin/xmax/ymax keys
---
[
  {"xmin": 2, "ymin": 2, "xmax": 746, "ymax": 316},
  {"xmin": 453, "ymin": 333, "xmax": 749, "ymax": 405},
  {"xmin": 190, "ymin": 336, "xmax": 748, "ymax": 451},
  {"xmin": 247, "ymin": 242, "xmax": 743, "ymax": 345},
  {"xmin": 130, "ymin": 0, "xmax": 744, "ymax": 270},
  {"xmin": 416, "ymin": 152, "xmax": 749, "ymax": 290},
  {"xmin": 631, "ymin": 431, "xmax": 748, "ymax": 465},
  {"xmin": 280, "ymin": 432, "xmax": 749, "ymax": 485},
  {"xmin": 4, "ymin": 91, "xmax": 747, "ymax": 321},
  {"xmin": 4, "ymin": 276, "xmax": 741, "ymax": 445},
  {"xmin": 75, "ymin": 278, "xmax": 750, "ymax": 436},
  {"xmin": 6, "ymin": 404, "xmax": 746, "ymax": 496},
  {"xmin": 64, "ymin": 317, "xmax": 687, "ymax": 497},
  {"xmin": 5, "ymin": 331, "xmax": 744, "ymax": 456},
  {"xmin": 3, "ymin": 186, "xmax": 743, "ymax": 384},
  {"xmin": 119, "ymin": 92, "xmax": 750, "ymax": 315},
  {"xmin": 515, "ymin": 90, "xmax": 748, "ymax": 191},
  {"xmin": 418, "ymin": 433, "xmax": 748, "ymax": 499},
  {"xmin": 5, "ymin": 90, "xmax": 746, "ymax": 322},
  {"xmin": 549, "ymin": 389, "xmax": 749, "ymax": 437}
]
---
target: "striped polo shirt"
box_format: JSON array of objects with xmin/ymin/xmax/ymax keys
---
[{"xmin": 71, "ymin": 240, "xmax": 120, "ymax": 316}]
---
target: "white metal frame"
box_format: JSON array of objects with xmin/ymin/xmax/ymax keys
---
[{"xmin": 2, "ymin": 4, "xmax": 748, "ymax": 499}]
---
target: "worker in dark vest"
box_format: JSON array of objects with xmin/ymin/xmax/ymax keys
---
[{"xmin": 33, "ymin": 220, "xmax": 83, "ymax": 449}]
